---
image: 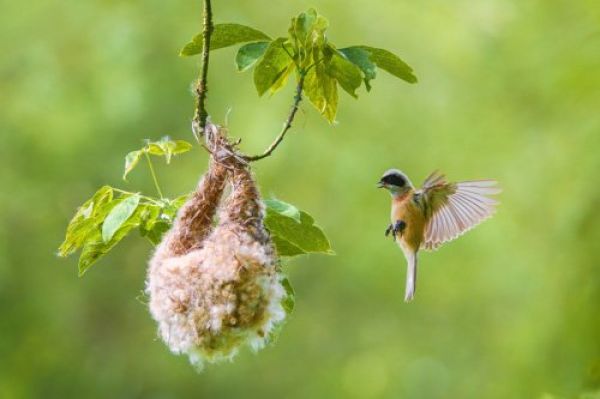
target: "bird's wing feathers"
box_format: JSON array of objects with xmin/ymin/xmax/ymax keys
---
[
  {"xmin": 418, "ymin": 171, "xmax": 500, "ymax": 251},
  {"xmin": 421, "ymin": 170, "xmax": 447, "ymax": 190}
]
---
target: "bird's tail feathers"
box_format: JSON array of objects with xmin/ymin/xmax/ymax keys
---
[{"xmin": 404, "ymin": 252, "xmax": 418, "ymax": 302}]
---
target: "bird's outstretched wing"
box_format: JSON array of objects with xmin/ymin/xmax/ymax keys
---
[{"xmin": 418, "ymin": 171, "xmax": 500, "ymax": 251}]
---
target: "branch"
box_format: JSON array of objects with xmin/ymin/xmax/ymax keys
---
[
  {"xmin": 244, "ymin": 73, "xmax": 306, "ymax": 162},
  {"xmin": 193, "ymin": 0, "xmax": 213, "ymax": 136}
]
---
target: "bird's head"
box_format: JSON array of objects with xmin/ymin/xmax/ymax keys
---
[{"xmin": 377, "ymin": 169, "xmax": 413, "ymax": 196}]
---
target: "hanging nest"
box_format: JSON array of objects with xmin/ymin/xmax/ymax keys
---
[{"xmin": 147, "ymin": 124, "xmax": 288, "ymax": 369}]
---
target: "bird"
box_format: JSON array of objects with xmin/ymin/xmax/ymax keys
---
[{"xmin": 377, "ymin": 169, "xmax": 501, "ymax": 302}]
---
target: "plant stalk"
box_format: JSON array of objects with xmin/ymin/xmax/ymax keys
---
[
  {"xmin": 245, "ymin": 72, "xmax": 306, "ymax": 162},
  {"xmin": 193, "ymin": 0, "xmax": 213, "ymax": 136},
  {"xmin": 144, "ymin": 152, "xmax": 164, "ymax": 199}
]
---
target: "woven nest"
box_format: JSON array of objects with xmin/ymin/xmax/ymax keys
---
[{"xmin": 147, "ymin": 124, "xmax": 287, "ymax": 369}]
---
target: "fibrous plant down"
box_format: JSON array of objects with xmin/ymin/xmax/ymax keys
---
[{"xmin": 147, "ymin": 125, "xmax": 289, "ymax": 368}]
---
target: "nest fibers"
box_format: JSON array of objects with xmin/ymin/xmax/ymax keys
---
[{"xmin": 147, "ymin": 125, "xmax": 287, "ymax": 369}]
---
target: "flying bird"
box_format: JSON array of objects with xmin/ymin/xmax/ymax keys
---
[{"xmin": 378, "ymin": 169, "xmax": 500, "ymax": 302}]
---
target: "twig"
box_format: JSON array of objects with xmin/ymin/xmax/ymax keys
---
[
  {"xmin": 193, "ymin": 0, "xmax": 213, "ymax": 136},
  {"xmin": 244, "ymin": 73, "xmax": 306, "ymax": 162}
]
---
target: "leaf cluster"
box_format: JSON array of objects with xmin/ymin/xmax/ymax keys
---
[
  {"xmin": 180, "ymin": 8, "xmax": 417, "ymax": 123},
  {"xmin": 123, "ymin": 137, "xmax": 192, "ymax": 181},
  {"xmin": 59, "ymin": 139, "xmax": 332, "ymax": 275},
  {"xmin": 58, "ymin": 185, "xmax": 187, "ymax": 276}
]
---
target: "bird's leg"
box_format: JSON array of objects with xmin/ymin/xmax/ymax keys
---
[
  {"xmin": 385, "ymin": 224, "xmax": 393, "ymax": 237},
  {"xmin": 392, "ymin": 220, "xmax": 407, "ymax": 239}
]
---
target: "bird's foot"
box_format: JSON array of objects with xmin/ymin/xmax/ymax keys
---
[
  {"xmin": 392, "ymin": 220, "xmax": 407, "ymax": 239},
  {"xmin": 385, "ymin": 224, "xmax": 393, "ymax": 237}
]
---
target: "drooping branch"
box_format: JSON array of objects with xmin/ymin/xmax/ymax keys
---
[
  {"xmin": 193, "ymin": 0, "xmax": 213, "ymax": 136},
  {"xmin": 190, "ymin": 1, "xmax": 304, "ymax": 160},
  {"xmin": 244, "ymin": 73, "xmax": 306, "ymax": 162}
]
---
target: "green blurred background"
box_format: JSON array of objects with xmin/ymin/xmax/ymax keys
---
[{"xmin": 1, "ymin": 0, "xmax": 599, "ymax": 398}]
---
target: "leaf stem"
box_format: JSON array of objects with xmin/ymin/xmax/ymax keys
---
[
  {"xmin": 113, "ymin": 188, "xmax": 164, "ymax": 206},
  {"xmin": 192, "ymin": 0, "xmax": 214, "ymax": 136},
  {"xmin": 245, "ymin": 72, "xmax": 306, "ymax": 162},
  {"xmin": 144, "ymin": 152, "xmax": 164, "ymax": 199},
  {"xmin": 282, "ymin": 44, "xmax": 299, "ymax": 70},
  {"xmin": 305, "ymin": 58, "xmax": 324, "ymax": 73}
]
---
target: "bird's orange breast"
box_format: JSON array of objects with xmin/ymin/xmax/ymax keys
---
[{"xmin": 391, "ymin": 193, "xmax": 427, "ymax": 252}]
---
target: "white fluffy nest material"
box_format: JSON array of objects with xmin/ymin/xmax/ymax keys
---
[{"xmin": 146, "ymin": 125, "xmax": 288, "ymax": 369}]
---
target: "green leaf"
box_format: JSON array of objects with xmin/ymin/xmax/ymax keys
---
[
  {"xmin": 146, "ymin": 143, "xmax": 164, "ymax": 156},
  {"xmin": 253, "ymin": 38, "xmax": 295, "ymax": 96},
  {"xmin": 138, "ymin": 204, "xmax": 161, "ymax": 232},
  {"xmin": 78, "ymin": 206, "xmax": 144, "ymax": 276},
  {"xmin": 78, "ymin": 221, "xmax": 139, "ymax": 276},
  {"xmin": 58, "ymin": 186, "xmax": 113, "ymax": 257},
  {"xmin": 138, "ymin": 195, "xmax": 188, "ymax": 245},
  {"xmin": 326, "ymin": 48, "xmax": 363, "ymax": 98},
  {"xmin": 58, "ymin": 218, "xmax": 97, "ymax": 258},
  {"xmin": 263, "ymin": 198, "xmax": 333, "ymax": 257},
  {"xmin": 123, "ymin": 150, "xmax": 143, "ymax": 181},
  {"xmin": 143, "ymin": 137, "xmax": 193, "ymax": 164},
  {"xmin": 138, "ymin": 203, "xmax": 171, "ymax": 245},
  {"xmin": 171, "ymin": 194, "xmax": 189, "ymax": 208},
  {"xmin": 358, "ymin": 46, "xmax": 417, "ymax": 84},
  {"xmin": 281, "ymin": 276, "xmax": 295, "ymax": 315},
  {"xmin": 235, "ymin": 41, "xmax": 269, "ymax": 72},
  {"xmin": 180, "ymin": 23, "xmax": 271, "ymax": 56},
  {"xmin": 101, "ymin": 194, "xmax": 140, "ymax": 243},
  {"xmin": 266, "ymin": 275, "xmax": 295, "ymax": 345},
  {"xmin": 264, "ymin": 199, "xmax": 301, "ymax": 222},
  {"xmin": 144, "ymin": 221, "xmax": 171, "ymax": 246},
  {"xmin": 291, "ymin": 9, "xmax": 318, "ymax": 45},
  {"xmin": 171, "ymin": 139, "xmax": 194, "ymax": 154},
  {"xmin": 271, "ymin": 235, "xmax": 306, "ymax": 257},
  {"xmin": 89, "ymin": 186, "xmax": 114, "ymax": 217},
  {"xmin": 338, "ymin": 47, "xmax": 377, "ymax": 91},
  {"xmin": 304, "ymin": 61, "xmax": 338, "ymax": 123},
  {"xmin": 77, "ymin": 231, "xmax": 106, "ymax": 275},
  {"xmin": 161, "ymin": 138, "xmax": 193, "ymax": 164},
  {"xmin": 289, "ymin": 9, "xmax": 329, "ymax": 67},
  {"xmin": 161, "ymin": 194, "xmax": 188, "ymax": 221},
  {"xmin": 269, "ymin": 63, "xmax": 295, "ymax": 94},
  {"xmin": 146, "ymin": 221, "xmax": 171, "ymax": 246},
  {"xmin": 265, "ymin": 209, "xmax": 333, "ymax": 256}
]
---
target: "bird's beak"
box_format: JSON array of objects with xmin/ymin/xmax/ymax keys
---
[{"xmin": 377, "ymin": 181, "xmax": 385, "ymax": 188}]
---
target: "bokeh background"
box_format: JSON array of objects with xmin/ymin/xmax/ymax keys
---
[{"xmin": 1, "ymin": 0, "xmax": 599, "ymax": 398}]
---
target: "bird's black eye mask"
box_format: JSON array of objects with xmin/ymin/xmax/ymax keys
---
[{"xmin": 381, "ymin": 174, "xmax": 406, "ymax": 187}]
